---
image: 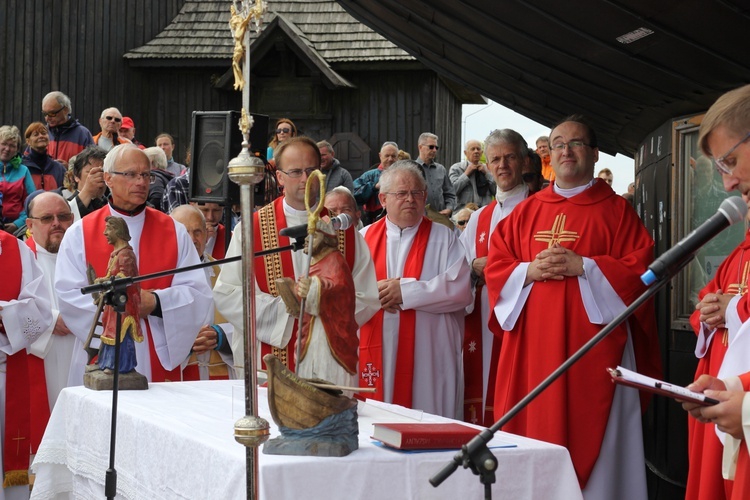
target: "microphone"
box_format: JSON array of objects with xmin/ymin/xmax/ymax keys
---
[
  {"xmin": 279, "ymin": 213, "xmax": 353, "ymax": 240},
  {"xmin": 641, "ymin": 196, "xmax": 747, "ymax": 285}
]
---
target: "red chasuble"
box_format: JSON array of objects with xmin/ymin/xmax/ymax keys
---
[
  {"xmin": 254, "ymin": 197, "xmax": 354, "ymax": 371},
  {"xmin": 1, "ymin": 232, "xmax": 28, "ymax": 487},
  {"xmin": 686, "ymin": 231, "xmax": 750, "ymax": 500},
  {"xmin": 463, "ymin": 201, "xmax": 500, "ymax": 426},
  {"xmin": 82, "ymin": 206, "xmax": 192, "ymax": 381},
  {"xmin": 359, "ymin": 217, "xmax": 432, "ymax": 407},
  {"xmin": 298, "ymin": 249, "xmax": 359, "ymax": 374},
  {"xmin": 484, "ymin": 180, "xmax": 660, "ymax": 488}
]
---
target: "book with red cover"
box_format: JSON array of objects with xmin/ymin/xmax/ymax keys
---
[{"xmin": 371, "ymin": 422, "xmax": 481, "ymax": 450}]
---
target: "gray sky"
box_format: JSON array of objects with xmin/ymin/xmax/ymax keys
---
[{"xmin": 461, "ymin": 100, "xmax": 634, "ymax": 195}]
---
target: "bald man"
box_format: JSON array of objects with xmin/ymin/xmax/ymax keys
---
[
  {"xmin": 449, "ymin": 139, "xmax": 496, "ymax": 211},
  {"xmin": 171, "ymin": 204, "xmax": 234, "ymax": 379}
]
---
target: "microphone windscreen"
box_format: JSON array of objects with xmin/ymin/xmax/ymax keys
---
[{"xmin": 719, "ymin": 196, "xmax": 748, "ymax": 225}]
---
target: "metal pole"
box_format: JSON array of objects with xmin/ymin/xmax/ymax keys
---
[{"xmin": 228, "ymin": 2, "xmax": 269, "ymax": 499}]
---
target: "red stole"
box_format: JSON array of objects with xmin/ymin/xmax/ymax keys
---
[
  {"xmin": 1, "ymin": 233, "xmax": 29, "ymax": 487},
  {"xmin": 211, "ymin": 224, "xmax": 227, "ymax": 260},
  {"xmin": 731, "ymin": 372, "xmax": 750, "ymax": 500},
  {"xmin": 23, "ymin": 238, "xmax": 52, "ymax": 455},
  {"xmin": 82, "ymin": 206, "xmax": 193, "ymax": 381},
  {"xmin": 463, "ymin": 201, "xmax": 499, "ymax": 426},
  {"xmin": 359, "ymin": 217, "xmax": 432, "ymax": 407},
  {"xmin": 254, "ymin": 198, "xmax": 354, "ymax": 371}
]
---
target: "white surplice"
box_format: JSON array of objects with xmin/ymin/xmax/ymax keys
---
[
  {"xmin": 458, "ymin": 183, "xmax": 527, "ymax": 417},
  {"xmin": 54, "ymin": 206, "xmax": 214, "ymax": 384},
  {"xmin": 0, "ymin": 239, "xmax": 53, "ymax": 500},
  {"xmin": 361, "ymin": 217, "xmax": 473, "ymax": 419},
  {"xmin": 213, "ymin": 199, "xmax": 379, "ymax": 377},
  {"xmin": 27, "ymin": 245, "xmax": 76, "ymax": 410}
]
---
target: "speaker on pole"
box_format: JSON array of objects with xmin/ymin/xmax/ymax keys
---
[{"xmin": 189, "ymin": 111, "xmax": 269, "ymax": 205}]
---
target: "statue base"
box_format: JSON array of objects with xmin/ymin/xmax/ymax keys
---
[
  {"xmin": 84, "ymin": 366, "xmax": 149, "ymax": 391},
  {"xmin": 262, "ymin": 406, "xmax": 359, "ymax": 457}
]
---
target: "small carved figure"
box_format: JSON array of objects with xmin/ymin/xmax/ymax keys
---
[
  {"xmin": 276, "ymin": 217, "xmax": 359, "ymax": 391},
  {"xmin": 229, "ymin": 5, "xmax": 252, "ymax": 91},
  {"xmin": 96, "ymin": 216, "xmax": 143, "ymax": 374}
]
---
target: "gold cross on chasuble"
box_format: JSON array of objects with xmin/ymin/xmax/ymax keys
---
[
  {"xmin": 726, "ymin": 261, "xmax": 750, "ymax": 296},
  {"xmin": 534, "ymin": 213, "xmax": 580, "ymax": 248}
]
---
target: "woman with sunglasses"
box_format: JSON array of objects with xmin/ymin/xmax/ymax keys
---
[
  {"xmin": 263, "ymin": 118, "xmax": 298, "ymax": 205},
  {"xmin": 266, "ymin": 118, "xmax": 297, "ymax": 163}
]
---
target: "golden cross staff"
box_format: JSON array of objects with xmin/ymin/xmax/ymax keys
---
[{"xmin": 295, "ymin": 170, "xmax": 327, "ymax": 368}]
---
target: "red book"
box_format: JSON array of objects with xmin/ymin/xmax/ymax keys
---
[{"xmin": 371, "ymin": 422, "xmax": 481, "ymax": 450}]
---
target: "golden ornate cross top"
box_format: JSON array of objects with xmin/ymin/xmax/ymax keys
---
[{"xmin": 533, "ymin": 213, "xmax": 581, "ymax": 248}]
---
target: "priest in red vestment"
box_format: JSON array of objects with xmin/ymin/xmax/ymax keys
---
[
  {"xmin": 359, "ymin": 161, "xmax": 472, "ymax": 419},
  {"xmin": 687, "ymin": 229, "xmax": 750, "ymax": 500},
  {"xmin": 0, "ymin": 230, "xmax": 53, "ymax": 494},
  {"xmin": 459, "ymin": 128, "xmax": 531, "ymax": 426},
  {"xmin": 55, "ymin": 145, "xmax": 213, "ymax": 385},
  {"xmin": 485, "ymin": 115, "xmax": 660, "ymax": 499},
  {"xmin": 683, "ymin": 83, "xmax": 750, "ymax": 500},
  {"xmin": 214, "ymin": 137, "xmax": 379, "ymax": 377}
]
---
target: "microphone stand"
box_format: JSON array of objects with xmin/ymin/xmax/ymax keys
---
[
  {"xmin": 87, "ymin": 275, "xmax": 128, "ymax": 500},
  {"xmin": 80, "ymin": 241, "xmax": 305, "ymax": 296},
  {"xmin": 430, "ymin": 270, "xmax": 675, "ymax": 499}
]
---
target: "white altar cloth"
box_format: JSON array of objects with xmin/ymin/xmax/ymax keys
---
[{"xmin": 30, "ymin": 380, "xmax": 581, "ymax": 499}]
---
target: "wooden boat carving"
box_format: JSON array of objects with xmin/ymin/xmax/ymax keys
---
[{"xmin": 264, "ymin": 353, "xmax": 357, "ymax": 430}]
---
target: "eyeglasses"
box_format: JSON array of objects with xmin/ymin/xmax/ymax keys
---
[
  {"xmin": 42, "ymin": 105, "xmax": 65, "ymax": 118},
  {"xmin": 714, "ymin": 131, "xmax": 750, "ymax": 175},
  {"xmin": 456, "ymin": 219, "xmax": 469, "ymax": 226},
  {"xmin": 551, "ymin": 141, "xmax": 590, "ymax": 151},
  {"xmin": 423, "ymin": 145, "xmax": 439, "ymax": 150},
  {"xmin": 278, "ymin": 167, "xmax": 317, "ymax": 178},
  {"xmin": 276, "ymin": 128, "xmax": 292, "ymax": 134},
  {"xmin": 104, "ymin": 116, "xmax": 122, "ymax": 123},
  {"xmin": 27, "ymin": 213, "xmax": 74, "ymax": 224},
  {"xmin": 110, "ymin": 171, "xmax": 155, "ymax": 182},
  {"xmin": 383, "ymin": 189, "xmax": 426, "ymax": 201}
]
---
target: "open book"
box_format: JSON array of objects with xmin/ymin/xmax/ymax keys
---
[{"xmin": 608, "ymin": 366, "xmax": 718, "ymax": 406}]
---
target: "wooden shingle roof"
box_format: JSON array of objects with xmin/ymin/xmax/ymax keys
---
[{"xmin": 124, "ymin": 0, "xmax": 413, "ymax": 63}]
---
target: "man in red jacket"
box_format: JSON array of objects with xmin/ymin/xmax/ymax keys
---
[{"xmin": 42, "ymin": 91, "xmax": 94, "ymax": 168}]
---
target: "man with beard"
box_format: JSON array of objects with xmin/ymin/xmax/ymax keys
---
[{"xmin": 25, "ymin": 192, "xmax": 76, "ymax": 436}]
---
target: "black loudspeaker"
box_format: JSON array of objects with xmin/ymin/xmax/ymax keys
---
[{"xmin": 189, "ymin": 111, "xmax": 269, "ymax": 205}]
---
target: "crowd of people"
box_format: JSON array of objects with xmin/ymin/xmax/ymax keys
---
[{"xmin": 3, "ymin": 84, "xmax": 750, "ymax": 499}]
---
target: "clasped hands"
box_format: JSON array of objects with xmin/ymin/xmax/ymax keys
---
[
  {"xmin": 525, "ymin": 243, "xmax": 585, "ymax": 286},
  {"xmin": 695, "ymin": 289, "xmax": 731, "ymax": 329},
  {"xmin": 378, "ymin": 278, "xmax": 403, "ymax": 313}
]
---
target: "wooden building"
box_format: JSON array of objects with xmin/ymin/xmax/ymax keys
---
[
  {"xmin": 125, "ymin": 0, "xmax": 483, "ymax": 177},
  {"xmin": 0, "ymin": 0, "xmax": 481, "ymax": 176}
]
